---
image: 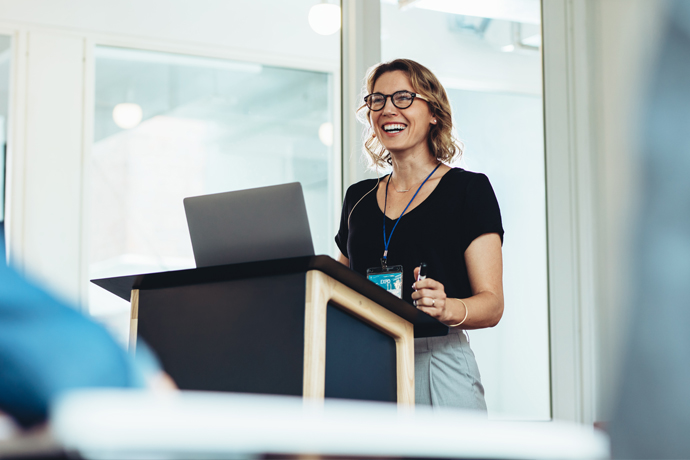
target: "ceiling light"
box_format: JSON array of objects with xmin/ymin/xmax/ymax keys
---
[
  {"xmin": 308, "ymin": 2, "xmax": 341, "ymax": 36},
  {"xmin": 112, "ymin": 103, "xmax": 143, "ymax": 129}
]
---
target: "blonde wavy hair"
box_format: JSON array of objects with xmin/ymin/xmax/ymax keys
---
[{"xmin": 357, "ymin": 59, "xmax": 463, "ymax": 169}]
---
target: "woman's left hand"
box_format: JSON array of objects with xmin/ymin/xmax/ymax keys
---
[{"xmin": 411, "ymin": 266, "xmax": 454, "ymax": 325}]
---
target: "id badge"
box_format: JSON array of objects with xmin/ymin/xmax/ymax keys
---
[{"xmin": 367, "ymin": 265, "xmax": 403, "ymax": 298}]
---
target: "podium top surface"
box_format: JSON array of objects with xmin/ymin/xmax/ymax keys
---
[{"xmin": 92, "ymin": 255, "xmax": 448, "ymax": 338}]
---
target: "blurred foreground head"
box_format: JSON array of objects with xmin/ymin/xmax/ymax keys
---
[{"xmin": 0, "ymin": 262, "xmax": 149, "ymax": 428}]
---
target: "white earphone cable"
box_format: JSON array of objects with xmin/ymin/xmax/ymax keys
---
[{"xmin": 347, "ymin": 167, "xmax": 383, "ymax": 229}]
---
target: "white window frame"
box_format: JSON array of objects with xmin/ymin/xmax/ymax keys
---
[{"xmin": 541, "ymin": 0, "xmax": 597, "ymax": 424}]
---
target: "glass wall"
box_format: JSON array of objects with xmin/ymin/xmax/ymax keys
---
[
  {"xmin": 89, "ymin": 46, "xmax": 338, "ymax": 343},
  {"xmin": 0, "ymin": 35, "xmax": 10, "ymax": 263},
  {"xmin": 380, "ymin": 1, "xmax": 549, "ymax": 420}
]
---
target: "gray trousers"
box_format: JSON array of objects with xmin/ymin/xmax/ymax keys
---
[{"xmin": 414, "ymin": 328, "xmax": 487, "ymax": 412}]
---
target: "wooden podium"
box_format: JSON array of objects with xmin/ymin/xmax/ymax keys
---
[{"xmin": 92, "ymin": 255, "xmax": 448, "ymax": 406}]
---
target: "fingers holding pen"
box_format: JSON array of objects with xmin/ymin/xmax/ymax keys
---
[
  {"xmin": 412, "ymin": 262, "xmax": 448, "ymax": 318},
  {"xmin": 412, "ymin": 278, "xmax": 443, "ymax": 293},
  {"xmin": 411, "ymin": 280, "xmax": 447, "ymax": 309},
  {"xmin": 410, "ymin": 266, "xmax": 469, "ymax": 327}
]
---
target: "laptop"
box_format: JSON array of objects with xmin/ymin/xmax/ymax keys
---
[{"xmin": 183, "ymin": 182, "xmax": 314, "ymax": 267}]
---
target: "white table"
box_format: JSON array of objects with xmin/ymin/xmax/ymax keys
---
[{"xmin": 45, "ymin": 390, "xmax": 609, "ymax": 460}]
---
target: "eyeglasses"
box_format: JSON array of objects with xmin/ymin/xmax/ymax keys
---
[{"xmin": 363, "ymin": 90, "xmax": 429, "ymax": 111}]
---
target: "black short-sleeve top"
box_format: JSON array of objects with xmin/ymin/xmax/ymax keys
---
[{"xmin": 335, "ymin": 168, "xmax": 504, "ymax": 305}]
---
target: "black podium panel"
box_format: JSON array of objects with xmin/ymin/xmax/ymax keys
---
[
  {"xmin": 138, "ymin": 272, "xmax": 306, "ymax": 396},
  {"xmin": 324, "ymin": 303, "xmax": 397, "ymax": 402}
]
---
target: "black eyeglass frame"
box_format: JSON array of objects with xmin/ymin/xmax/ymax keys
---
[{"xmin": 363, "ymin": 90, "xmax": 430, "ymax": 111}]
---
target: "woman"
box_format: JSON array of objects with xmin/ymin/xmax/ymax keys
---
[{"xmin": 335, "ymin": 59, "xmax": 504, "ymax": 411}]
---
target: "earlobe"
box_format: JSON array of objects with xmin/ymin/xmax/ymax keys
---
[{"xmin": 431, "ymin": 118, "xmax": 437, "ymax": 124}]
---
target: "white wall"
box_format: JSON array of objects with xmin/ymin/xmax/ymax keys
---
[{"xmin": 21, "ymin": 33, "xmax": 85, "ymax": 302}]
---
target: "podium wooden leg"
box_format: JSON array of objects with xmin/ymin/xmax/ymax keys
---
[
  {"xmin": 129, "ymin": 289, "xmax": 139, "ymax": 355},
  {"xmin": 303, "ymin": 273, "xmax": 328, "ymax": 400},
  {"xmin": 303, "ymin": 270, "xmax": 415, "ymax": 406},
  {"xmin": 393, "ymin": 327, "xmax": 415, "ymax": 406}
]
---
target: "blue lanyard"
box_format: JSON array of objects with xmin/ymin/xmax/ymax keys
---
[{"xmin": 382, "ymin": 163, "xmax": 442, "ymax": 267}]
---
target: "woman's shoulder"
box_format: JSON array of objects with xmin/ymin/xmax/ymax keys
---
[
  {"xmin": 442, "ymin": 167, "xmax": 492, "ymax": 188},
  {"xmin": 442, "ymin": 168, "xmax": 500, "ymax": 212}
]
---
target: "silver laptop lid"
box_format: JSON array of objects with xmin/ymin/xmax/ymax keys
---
[{"xmin": 183, "ymin": 182, "xmax": 314, "ymax": 267}]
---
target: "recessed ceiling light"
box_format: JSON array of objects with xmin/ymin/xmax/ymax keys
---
[{"xmin": 308, "ymin": 2, "xmax": 341, "ymax": 36}]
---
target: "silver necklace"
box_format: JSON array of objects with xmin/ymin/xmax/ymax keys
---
[
  {"xmin": 390, "ymin": 175, "xmax": 414, "ymax": 193},
  {"xmin": 390, "ymin": 170, "xmax": 435, "ymax": 193}
]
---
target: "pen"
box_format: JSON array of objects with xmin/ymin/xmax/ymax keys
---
[{"xmin": 417, "ymin": 262, "xmax": 427, "ymax": 282}]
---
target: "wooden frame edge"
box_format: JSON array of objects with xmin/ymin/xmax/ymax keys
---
[
  {"xmin": 303, "ymin": 273, "xmax": 328, "ymax": 400},
  {"xmin": 128, "ymin": 289, "xmax": 139, "ymax": 355},
  {"xmin": 303, "ymin": 270, "xmax": 415, "ymax": 406}
]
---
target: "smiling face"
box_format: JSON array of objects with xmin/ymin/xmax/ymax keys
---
[{"xmin": 369, "ymin": 70, "xmax": 436, "ymax": 158}]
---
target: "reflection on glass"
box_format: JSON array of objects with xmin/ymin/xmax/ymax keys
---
[
  {"xmin": 380, "ymin": 1, "xmax": 548, "ymax": 420},
  {"xmin": 90, "ymin": 46, "xmax": 336, "ymax": 342}
]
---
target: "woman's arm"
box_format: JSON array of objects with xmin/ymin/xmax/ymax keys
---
[
  {"xmin": 411, "ymin": 232, "xmax": 504, "ymax": 329},
  {"xmin": 336, "ymin": 251, "xmax": 350, "ymax": 267}
]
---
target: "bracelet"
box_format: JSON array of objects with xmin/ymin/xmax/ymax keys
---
[{"xmin": 447, "ymin": 298, "xmax": 468, "ymax": 327}]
